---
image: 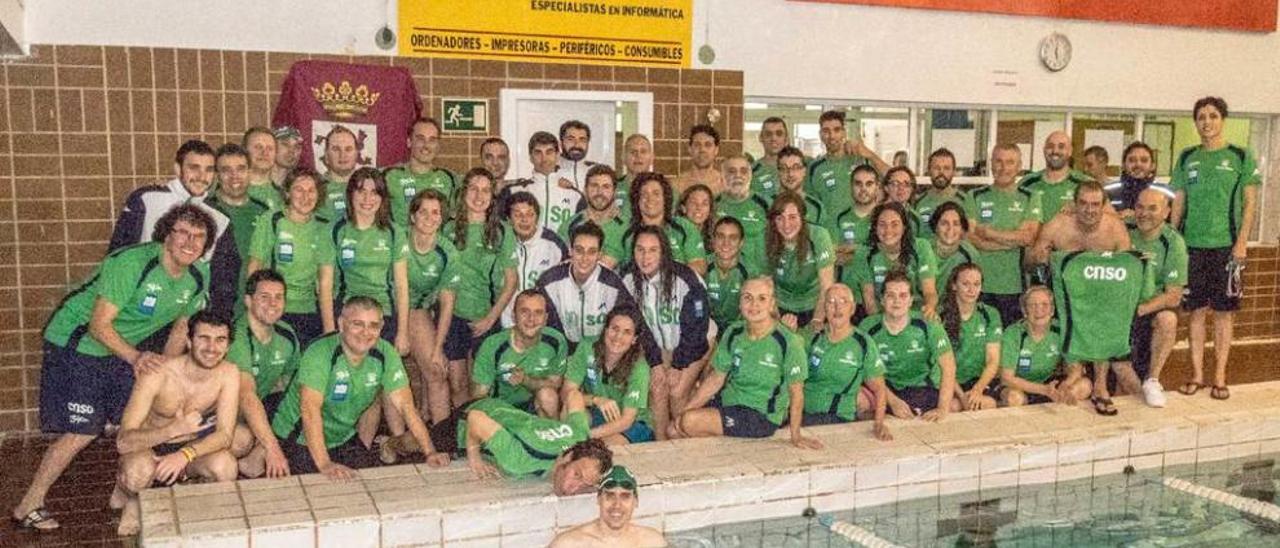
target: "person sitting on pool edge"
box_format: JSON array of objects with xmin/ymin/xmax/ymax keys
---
[
  {"xmin": 669, "ymin": 277, "xmax": 823, "ymax": 449},
  {"xmin": 461, "ymin": 389, "xmax": 614, "ymax": 496},
  {"xmin": 550, "ymin": 465, "xmax": 666, "ymax": 547}
]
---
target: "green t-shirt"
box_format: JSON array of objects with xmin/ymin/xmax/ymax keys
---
[
  {"xmin": 247, "ymin": 181, "xmax": 284, "ymax": 212},
  {"xmin": 913, "ymin": 189, "xmax": 965, "ymax": 239},
  {"xmin": 559, "ymin": 211, "xmax": 630, "ymax": 265},
  {"xmin": 205, "ymin": 193, "xmax": 270, "ymax": 311},
  {"xmin": 706, "ymin": 261, "xmax": 753, "ymax": 328},
  {"xmin": 761, "ymin": 225, "xmax": 835, "ymax": 313},
  {"xmin": 270, "ymin": 333, "xmax": 409, "ymax": 448},
  {"xmin": 315, "ymin": 175, "xmax": 349, "ymax": 223},
  {"xmin": 1018, "ymin": 169, "xmax": 1091, "ymax": 222},
  {"xmin": 615, "ymin": 175, "xmax": 635, "ymax": 214},
  {"xmin": 1000, "ymin": 321, "xmax": 1064, "ymax": 384},
  {"xmin": 802, "ymin": 328, "xmax": 884, "ymax": 421},
  {"xmin": 564, "ymin": 337, "xmax": 651, "ymax": 426},
  {"xmin": 621, "ymin": 217, "xmax": 708, "ymax": 267},
  {"xmin": 44, "ymin": 243, "xmax": 209, "ymax": 357},
  {"xmin": 248, "ymin": 211, "xmax": 336, "ymax": 314},
  {"xmin": 712, "ymin": 322, "xmax": 808, "ymax": 426},
  {"xmin": 846, "ymin": 237, "xmax": 938, "ymax": 306},
  {"xmin": 1051, "ymin": 250, "xmax": 1153, "ymax": 363},
  {"xmin": 225, "ymin": 317, "xmax": 300, "ymax": 400},
  {"xmin": 950, "ymin": 303, "xmax": 1003, "ymax": 385},
  {"xmin": 443, "ymin": 221, "xmax": 519, "ymax": 321},
  {"xmin": 859, "ymin": 312, "xmax": 952, "ymax": 390},
  {"xmin": 384, "ymin": 166, "xmax": 457, "ymax": 226},
  {"xmin": 457, "ymin": 397, "xmax": 589, "ymax": 478},
  {"xmin": 714, "ymin": 193, "xmax": 770, "ymax": 269},
  {"xmin": 1129, "ymin": 224, "xmax": 1189, "ymax": 293},
  {"xmin": 935, "ymin": 240, "xmax": 980, "ymax": 292},
  {"xmin": 1170, "ymin": 144, "xmax": 1261, "ymax": 248},
  {"xmin": 472, "ymin": 328, "xmax": 569, "ymax": 406},
  {"xmin": 963, "ymin": 185, "xmax": 1042, "ymax": 295},
  {"xmin": 806, "ymin": 154, "xmax": 870, "ymax": 217},
  {"xmin": 331, "ymin": 221, "xmax": 408, "ymax": 316},
  {"xmin": 751, "ymin": 159, "xmax": 782, "ymax": 200},
  {"xmin": 801, "ymin": 193, "xmax": 828, "ymax": 229},
  {"xmin": 830, "ymin": 205, "xmax": 874, "ymax": 256},
  {"xmin": 407, "ymin": 237, "xmax": 459, "ymax": 309}
]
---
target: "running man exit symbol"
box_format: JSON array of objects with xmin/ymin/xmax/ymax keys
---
[{"xmin": 442, "ymin": 98, "xmax": 488, "ymax": 132}]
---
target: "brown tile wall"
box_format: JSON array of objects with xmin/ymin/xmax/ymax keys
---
[{"xmin": 0, "ymin": 44, "xmax": 744, "ymax": 433}]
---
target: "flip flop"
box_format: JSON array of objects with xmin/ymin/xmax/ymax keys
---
[
  {"xmin": 1211, "ymin": 385, "xmax": 1231, "ymax": 400},
  {"xmin": 12, "ymin": 507, "xmax": 58, "ymax": 531},
  {"xmin": 1179, "ymin": 382, "xmax": 1205, "ymax": 396},
  {"xmin": 1091, "ymin": 396, "xmax": 1118, "ymax": 416}
]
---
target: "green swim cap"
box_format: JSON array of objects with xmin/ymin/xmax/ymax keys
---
[{"xmin": 599, "ymin": 465, "xmax": 637, "ymax": 493}]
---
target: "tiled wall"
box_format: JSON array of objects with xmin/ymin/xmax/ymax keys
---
[{"xmin": 0, "ymin": 44, "xmax": 745, "ymax": 434}]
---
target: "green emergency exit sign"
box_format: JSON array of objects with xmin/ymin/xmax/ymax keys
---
[{"xmin": 441, "ymin": 98, "xmax": 488, "ymax": 132}]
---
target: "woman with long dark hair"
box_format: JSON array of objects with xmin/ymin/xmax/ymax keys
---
[
  {"xmin": 849, "ymin": 201, "xmax": 938, "ymax": 318},
  {"xmin": 930, "ymin": 201, "xmax": 979, "ymax": 291},
  {"xmin": 938, "ymin": 262, "xmax": 1000, "ymax": 411},
  {"xmin": 765, "ymin": 192, "xmax": 836, "ymax": 329},
  {"xmin": 624, "ymin": 172, "xmax": 708, "ymax": 275},
  {"xmin": 563, "ymin": 305, "xmax": 654, "ymax": 445},
  {"xmin": 678, "ymin": 183, "xmax": 715, "ymax": 244}
]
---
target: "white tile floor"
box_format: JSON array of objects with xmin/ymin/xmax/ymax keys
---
[{"xmin": 141, "ymin": 381, "xmax": 1280, "ymax": 547}]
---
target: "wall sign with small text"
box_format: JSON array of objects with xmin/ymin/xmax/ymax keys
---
[{"xmin": 399, "ymin": 0, "xmax": 693, "ymax": 67}]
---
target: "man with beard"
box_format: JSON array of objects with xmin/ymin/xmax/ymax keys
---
[
  {"xmin": 315, "ymin": 126, "xmax": 361, "ymax": 222},
  {"xmin": 751, "ymin": 116, "xmax": 792, "ymax": 200},
  {"xmin": 807, "ymin": 110, "xmax": 890, "ymax": 217},
  {"xmin": 1027, "ymin": 180, "xmax": 1134, "ymax": 416},
  {"xmin": 242, "ymin": 127, "xmax": 283, "ymax": 210},
  {"xmin": 777, "ymin": 146, "xmax": 828, "ymax": 228},
  {"xmin": 501, "ymin": 193, "xmax": 568, "ymax": 328},
  {"xmin": 1105, "ymin": 142, "xmax": 1174, "ymax": 227},
  {"xmin": 831, "ymin": 165, "xmax": 882, "ymax": 266},
  {"xmin": 557, "ymin": 120, "xmax": 597, "ymax": 192},
  {"xmin": 504, "ymin": 131, "xmax": 587, "ymax": 232},
  {"xmin": 560, "ymin": 165, "xmax": 631, "ymax": 268},
  {"xmin": 112, "ymin": 311, "xmax": 241, "ymax": 536},
  {"xmin": 271, "ymin": 126, "xmax": 303, "ymax": 187},
  {"xmin": 714, "ymin": 154, "xmax": 770, "ymax": 270},
  {"xmin": 676, "ymin": 124, "xmax": 725, "ymax": 196},
  {"xmin": 616, "ymin": 134, "xmax": 654, "ymax": 213},
  {"xmin": 205, "ymin": 144, "xmax": 270, "ymax": 311},
  {"xmin": 914, "ymin": 148, "xmax": 965, "ymax": 239},
  {"xmin": 1019, "ymin": 130, "xmax": 1094, "ymax": 221},
  {"xmin": 385, "ymin": 117, "xmax": 458, "ymax": 223},
  {"xmin": 550, "ymin": 466, "xmax": 666, "ymax": 547}
]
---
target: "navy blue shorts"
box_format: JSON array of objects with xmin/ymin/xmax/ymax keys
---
[
  {"xmin": 443, "ymin": 315, "xmax": 499, "ymax": 361},
  {"xmin": 893, "ymin": 385, "xmax": 940, "ymax": 415},
  {"xmin": 713, "ymin": 401, "xmax": 778, "ymax": 439},
  {"xmin": 278, "ymin": 434, "xmax": 380, "ymax": 474},
  {"xmin": 1184, "ymin": 247, "xmax": 1240, "ymax": 312},
  {"xmin": 802, "ymin": 412, "xmax": 851, "ymax": 426},
  {"xmin": 1129, "ymin": 312, "xmax": 1155, "ymax": 380},
  {"xmin": 589, "ymin": 407, "xmax": 654, "ymax": 443},
  {"xmin": 39, "ymin": 341, "xmax": 134, "ymax": 435},
  {"xmin": 282, "ymin": 312, "xmax": 324, "ymax": 347}
]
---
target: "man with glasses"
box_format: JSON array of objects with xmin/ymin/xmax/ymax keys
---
[{"xmin": 550, "ymin": 466, "xmax": 665, "ymax": 547}]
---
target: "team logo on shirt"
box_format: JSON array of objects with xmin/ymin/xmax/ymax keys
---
[
  {"xmin": 908, "ymin": 339, "xmax": 923, "ymax": 354},
  {"xmin": 761, "ymin": 352, "xmax": 778, "ymax": 368},
  {"xmin": 365, "ymin": 372, "xmax": 378, "ymax": 386}
]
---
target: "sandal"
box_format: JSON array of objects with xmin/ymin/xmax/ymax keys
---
[
  {"xmin": 1091, "ymin": 396, "xmax": 1118, "ymax": 416},
  {"xmin": 12, "ymin": 507, "xmax": 59, "ymax": 531},
  {"xmin": 1211, "ymin": 385, "xmax": 1231, "ymax": 400},
  {"xmin": 1179, "ymin": 382, "xmax": 1205, "ymax": 396}
]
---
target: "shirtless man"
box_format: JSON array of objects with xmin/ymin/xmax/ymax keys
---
[
  {"xmin": 1027, "ymin": 179, "xmax": 1135, "ymax": 413},
  {"xmin": 549, "ymin": 466, "xmax": 667, "ymax": 547},
  {"xmin": 111, "ymin": 311, "xmax": 241, "ymax": 536}
]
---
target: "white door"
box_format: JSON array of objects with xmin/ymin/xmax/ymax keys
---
[{"xmin": 500, "ymin": 90, "xmax": 654, "ymax": 179}]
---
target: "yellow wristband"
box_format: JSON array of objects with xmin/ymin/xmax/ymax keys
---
[{"xmin": 181, "ymin": 446, "xmax": 197, "ymax": 462}]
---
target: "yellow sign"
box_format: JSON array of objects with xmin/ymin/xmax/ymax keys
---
[{"xmin": 399, "ymin": 0, "xmax": 692, "ymax": 67}]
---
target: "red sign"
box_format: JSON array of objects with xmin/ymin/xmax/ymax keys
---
[
  {"xmin": 795, "ymin": 0, "xmax": 1277, "ymax": 32},
  {"xmin": 272, "ymin": 61, "xmax": 423, "ymax": 173}
]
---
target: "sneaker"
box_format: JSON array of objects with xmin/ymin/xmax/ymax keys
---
[{"xmin": 1143, "ymin": 378, "xmax": 1167, "ymax": 408}]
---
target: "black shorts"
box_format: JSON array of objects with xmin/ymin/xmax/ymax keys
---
[
  {"xmin": 1184, "ymin": 247, "xmax": 1240, "ymax": 312},
  {"xmin": 442, "ymin": 315, "xmax": 499, "ymax": 361},
  {"xmin": 39, "ymin": 341, "xmax": 134, "ymax": 435},
  {"xmin": 801, "ymin": 412, "xmax": 851, "ymax": 426},
  {"xmin": 1129, "ymin": 312, "xmax": 1156, "ymax": 380},
  {"xmin": 893, "ymin": 385, "xmax": 940, "ymax": 414},
  {"xmin": 713, "ymin": 401, "xmax": 778, "ymax": 439},
  {"xmin": 282, "ymin": 312, "xmax": 324, "ymax": 347},
  {"xmin": 278, "ymin": 434, "xmax": 380, "ymax": 474},
  {"xmin": 959, "ymin": 378, "xmax": 1001, "ymax": 398},
  {"xmin": 980, "ymin": 293, "xmax": 1022, "ymax": 327}
]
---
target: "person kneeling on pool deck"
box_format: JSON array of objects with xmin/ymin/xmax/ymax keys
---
[
  {"xmin": 670, "ymin": 277, "xmax": 823, "ymax": 449},
  {"xmin": 470, "ymin": 289, "xmax": 570, "ymax": 418},
  {"xmin": 999, "ymin": 286, "xmax": 1093, "ymax": 407},
  {"xmin": 789, "ymin": 284, "xmax": 893, "ymax": 441},
  {"xmin": 562, "ymin": 305, "xmax": 655, "ymax": 445},
  {"xmin": 112, "ymin": 311, "xmax": 240, "ymax": 536},
  {"xmin": 269, "ymin": 296, "xmax": 449, "ymax": 480},
  {"xmin": 550, "ymin": 466, "xmax": 667, "ymax": 548},
  {"xmin": 462, "ymin": 391, "xmax": 614, "ymax": 496},
  {"xmin": 858, "ymin": 270, "xmax": 959, "ymax": 421}
]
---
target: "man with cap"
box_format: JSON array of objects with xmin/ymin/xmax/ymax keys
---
[
  {"xmin": 272, "ymin": 126, "xmax": 303, "ymax": 186},
  {"xmin": 550, "ymin": 465, "xmax": 667, "ymax": 547}
]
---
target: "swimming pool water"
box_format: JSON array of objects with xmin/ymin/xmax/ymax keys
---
[{"xmin": 668, "ymin": 454, "xmax": 1280, "ymax": 547}]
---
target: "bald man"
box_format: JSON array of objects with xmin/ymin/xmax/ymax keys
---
[
  {"xmin": 1019, "ymin": 131, "xmax": 1095, "ymax": 221},
  {"xmin": 1129, "ymin": 188, "xmax": 1188, "ymax": 407}
]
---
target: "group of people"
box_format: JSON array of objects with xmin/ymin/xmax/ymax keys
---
[{"xmin": 9, "ymin": 96, "xmax": 1259, "ymax": 544}]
